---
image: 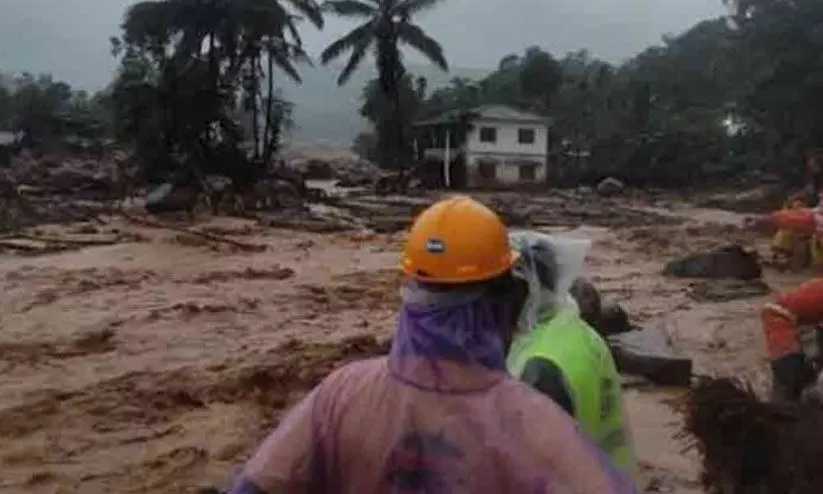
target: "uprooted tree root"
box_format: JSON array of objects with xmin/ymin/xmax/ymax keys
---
[{"xmin": 679, "ymin": 377, "xmax": 823, "ymax": 494}]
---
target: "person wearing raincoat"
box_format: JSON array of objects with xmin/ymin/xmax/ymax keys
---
[
  {"xmin": 226, "ymin": 195, "xmax": 636, "ymax": 494},
  {"xmin": 771, "ymin": 150, "xmax": 823, "ymax": 270},
  {"xmin": 747, "ymin": 194, "xmax": 823, "ymax": 401},
  {"xmin": 506, "ymin": 231, "xmax": 638, "ymax": 482}
]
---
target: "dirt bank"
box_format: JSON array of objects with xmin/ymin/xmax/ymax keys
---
[{"xmin": 0, "ymin": 192, "xmax": 804, "ymax": 493}]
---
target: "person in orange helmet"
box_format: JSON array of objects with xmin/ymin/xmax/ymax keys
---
[
  {"xmin": 224, "ymin": 195, "xmax": 635, "ymax": 494},
  {"xmin": 747, "ymin": 185, "xmax": 823, "ymax": 401}
]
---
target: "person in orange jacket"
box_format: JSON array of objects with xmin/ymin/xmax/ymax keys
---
[
  {"xmin": 771, "ymin": 150, "xmax": 823, "ymax": 269},
  {"xmin": 747, "ymin": 195, "xmax": 823, "ymax": 400}
]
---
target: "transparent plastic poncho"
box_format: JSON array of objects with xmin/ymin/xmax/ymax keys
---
[
  {"xmin": 228, "ymin": 274, "xmax": 636, "ymax": 494},
  {"xmin": 508, "ymin": 230, "xmax": 641, "ymax": 485},
  {"xmin": 509, "ymin": 230, "xmax": 592, "ymax": 333}
]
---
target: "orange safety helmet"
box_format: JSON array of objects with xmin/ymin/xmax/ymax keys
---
[{"xmin": 402, "ymin": 195, "xmax": 519, "ymax": 283}]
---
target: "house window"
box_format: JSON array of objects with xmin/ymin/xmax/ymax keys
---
[
  {"xmin": 518, "ymin": 128, "xmax": 536, "ymax": 144},
  {"xmin": 479, "ymin": 127, "xmax": 497, "ymax": 143},
  {"xmin": 518, "ymin": 161, "xmax": 538, "ymax": 181},
  {"xmin": 477, "ymin": 159, "xmax": 497, "ymax": 179}
]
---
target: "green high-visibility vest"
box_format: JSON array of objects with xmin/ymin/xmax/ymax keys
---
[{"xmin": 507, "ymin": 308, "xmax": 638, "ymax": 481}]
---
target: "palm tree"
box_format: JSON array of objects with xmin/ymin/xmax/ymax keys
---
[
  {"xmin": 320, "ymin": 0, "xmax": 448, "ymax": 169},
  {"xmin": 118, "ymin": 0, "xmax": 321, "ymax": 169}
]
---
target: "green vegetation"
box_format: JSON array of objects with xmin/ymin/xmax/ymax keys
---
[{"xmin": 0, "ymin": 73, "xmax": 108, "ymax": 147}]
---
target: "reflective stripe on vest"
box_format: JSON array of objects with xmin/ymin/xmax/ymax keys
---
[{"xmin": 507, "ymin": 308, "xmax": 638, "ymax": 480}]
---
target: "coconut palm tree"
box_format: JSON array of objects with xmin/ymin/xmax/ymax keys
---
[
  {"xmin": 320, "ymin": 0, "xmax": 448, "ymax": 169},
  {"xmin": 116, "ymin": 0, "xmax": 321, "ymax": 171}
]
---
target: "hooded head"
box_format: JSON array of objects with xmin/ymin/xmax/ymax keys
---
[{"xmin": 509, "ymin": 230, "xmax": 592, "ymax": 333}]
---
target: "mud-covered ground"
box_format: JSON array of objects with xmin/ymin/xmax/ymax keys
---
[{"xmin": 0, "ymin": 191, "xmax": 808, "ymax": 493}]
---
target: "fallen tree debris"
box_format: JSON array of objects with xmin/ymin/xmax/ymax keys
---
[
  {"xmin": 680, "ymin": 377, "xmax": 823, "ymax": 494},
  {"xmin": 123, "ymin": 213, "xmax": 267, "ymax": 252},
  {"xmin": 0, "ymin": 239, "xmax": 68, "ymax": 254},
  {"xmin": 12, "ymin": 233, "xmax": 122, "ymax": 247}
]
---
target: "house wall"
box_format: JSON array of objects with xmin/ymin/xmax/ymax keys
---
[
  {"xmin": 464, "ymin": 156, "xmax": 547, "ymax": 187},
  {"xmin": 466, "ymin": 119, "xmax": 548, "ymax": 156},
  {"xmin": 464, "ymin": 119, "xmax": 548, "ymax": 187}
]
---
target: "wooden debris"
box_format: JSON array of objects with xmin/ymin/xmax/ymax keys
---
[
  {"xmin": 123, "ymin": 213, "xmax": 267, "ymax": 252},
  {"xmin": 16, "ymin": 233, "xmax": 121, "ymax": 247}
]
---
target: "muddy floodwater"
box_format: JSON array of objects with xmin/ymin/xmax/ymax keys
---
[{"xmin": 0, "ymin": 193, "xmax": 809, "ymax": 493}]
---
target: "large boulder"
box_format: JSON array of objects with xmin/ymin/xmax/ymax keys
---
[
  {"xmin": 608, "ymin": 327, "xmax": 693, "ymax": 386},
  {"xmin": 663, "ymin": 244, "xmax": 762, "ymax": 280},
  {"xmin": 598, "ymin": 301, "xmax": 633, "ymax": 336}
]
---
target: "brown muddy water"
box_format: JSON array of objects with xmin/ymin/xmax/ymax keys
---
[{"xmin": 0, "ymin": 198, "xmax": 807, "ymax": 493}]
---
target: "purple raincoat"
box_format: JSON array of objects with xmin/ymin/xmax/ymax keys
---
[{"xmin": 230, "ymin": 284, "xmax": 636, "ymax": 494}]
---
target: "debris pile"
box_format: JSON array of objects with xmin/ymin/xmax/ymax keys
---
[
  {"xmin": 681, "ymin": 377, "xmax": 823, "ymax": 494},
  {"xmin": 287, "ymin": 191, "xmax": 686, "ymax": 235},
  {"xmin": 0, "ymin": 152, "xmax": 122, "ymax": 229},
  {"xmin": 287, "ymin": 151, "xmax": 379, "ymax": 186},
  {"xmin": 697, "ymin": 185, "xmax": 786, "ymax": 214},
  {"xmin": 5, "ymin": 152, "xmax": 111, "ymax": 198}
]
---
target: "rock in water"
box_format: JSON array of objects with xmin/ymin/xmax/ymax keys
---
[
  {"xmin": 570, "ymin": 277, "xmax": 601, "ymax": 329},
  {"xmin": 570, "ymin": 278, "xmax": 633, "ymax": 337},
  {"xmin": 608, "ymin": 328, "xmax": 693, "ymax": 386},
  {"xmin": 596, "ymin": 177, "xmax": 624, "ymax": 197},
  {"xmin": 599, "ymin": 301, "xmax": 633, "ymax": 336},
  {"xmin": 663, "ymin": 244, "xmax": 762, "ymax": 280}
]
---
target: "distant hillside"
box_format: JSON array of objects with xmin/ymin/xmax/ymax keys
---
[{"xmin": 279, "ymin": 64, "xmax": 489, "ymax": 147}]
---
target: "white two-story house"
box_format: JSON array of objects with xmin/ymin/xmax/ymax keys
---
[{"xmin": 412, "ymin": 104, "xmax": 552, "ymax": 189}]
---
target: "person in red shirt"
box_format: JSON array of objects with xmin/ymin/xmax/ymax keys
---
[{"xmin": 747, "ymin": 190, "xmax": 823, "ymax": 401}]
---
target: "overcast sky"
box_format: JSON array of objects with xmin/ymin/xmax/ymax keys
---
[{"xmin": 0, "ymin": 0, "xmax": 726, "ymax": 90}]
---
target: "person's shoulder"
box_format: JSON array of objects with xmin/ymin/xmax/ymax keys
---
[
  {"xmin": 322, "ymin": 355, "xmax": 388, "ymax": 383},
  {"xmin": 497, "ymin": 376, "xmax": 574, "ymax": 419},
  {"xmin": 315, "ymin": 355, "xmax": 389, "ymax": 396}
]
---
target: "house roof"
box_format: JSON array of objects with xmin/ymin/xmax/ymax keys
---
[{"xmin": 414, "ymin": 104, "xmax": 550, "ymax": 127}]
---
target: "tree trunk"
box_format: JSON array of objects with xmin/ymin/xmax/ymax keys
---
[
  {"xmin": 262, "ymin": 48, "xmax": 275, "ymax": 165},
  {"xmin": 251, "ymin": 55, "xmax": 260, "ymax": 161},
  {"xmin": 205, "ymin": 0, "xmax": 218, "ymax": 151},
  {"xmin": 393, "ymin": 69, "xmax": 405, "ymax": 180}
]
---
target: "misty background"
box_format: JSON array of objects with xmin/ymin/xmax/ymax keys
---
[{"xmin": 0, "ymin": 0, "xmax": 726, "ymax": 146}]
